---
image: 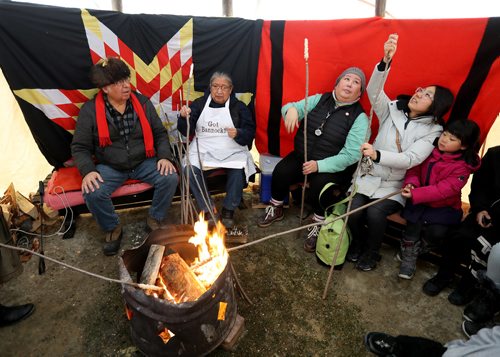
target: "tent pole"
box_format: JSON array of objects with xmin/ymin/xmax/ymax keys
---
[
  {"xmin": 375, "ymin": 0, "xmax": 387, "ymax": 17},
  {"xmin": 223, "ymin": 0, "xmax": 233, "ymax": 17},
  {"xmin": 112, "ymin": 0, "xmax": 123, "ymax": 12}
]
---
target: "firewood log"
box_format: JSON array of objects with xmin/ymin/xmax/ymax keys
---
[
  {"xmin": 159, "ymin": 252, "xmax": 206, "ymax": 302},
  {"xmin": 140, "ymin": 244, "xmax": 165, "ymax": 286}
]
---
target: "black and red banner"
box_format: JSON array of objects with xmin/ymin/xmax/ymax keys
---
[
  {"xmin": 0, "ymin": 2, "xmax": 499, "ymax": 164},
  {"xmin": 0, "ymin": 2, "xmax": 261, "ymax": 167},
  {"xmin": 256, "ymin": 17, "xmax": 500, "ymax": 156}
]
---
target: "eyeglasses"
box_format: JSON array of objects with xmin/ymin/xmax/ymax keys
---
[
  {"xmin": 211, "ymin": 84, "xmax": 231, "ymax": 92},
  {"xmin": 415, "ymin": 87, "xmax": 434, "ymax": 101}
]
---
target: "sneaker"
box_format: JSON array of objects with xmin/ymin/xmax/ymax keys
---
[
  {"xmin": 258, "ymin": 204, "xmax": 284, "ymax": 228},
  {"xmin": 146, "ymin": 216, "xmax": 168, "ymax": 232},
  {"xmin": 221, "ymin": 207, "xmax": 235, "ymax": 228},
  {"xmin": 103, "ymin": 224, "xmax": 123, "ymax": 256},
  {"xmin": 356, "ymin": 251, "xmax": 380, "ymax": 271},
  {"xmin": 422, "ymin": 274, "xmax": 453, "ymax": 296},
  {"xmin": 303, "ymin": 225, "xmax": 320, "ymax": 253},
  {"xmin": 346, "ymin": 242, "xmax": 363, "ymax": 263},
  {"xmin": 364, "ymin": 332, "xmax": 398, "ymax": 356},
  {"xmin": 462, "ymin": 319, "xmax": 493, "ymax": 338}
]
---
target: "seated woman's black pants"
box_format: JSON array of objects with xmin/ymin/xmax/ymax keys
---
[{"xmin": 270, "ymin": 151, "xmax": 352, "ymax": 215}]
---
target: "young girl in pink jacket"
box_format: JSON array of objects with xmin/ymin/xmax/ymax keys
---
[{"xmin": 398, "ymin": 118, "xmax": 481, "ymax": 279}]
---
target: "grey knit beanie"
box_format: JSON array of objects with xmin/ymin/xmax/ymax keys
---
[{"xmin": 335, "ymin": 67, "xmax": 366, "ymax": 93}]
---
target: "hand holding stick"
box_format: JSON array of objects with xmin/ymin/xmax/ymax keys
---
[{"xmin": 383, "ymin": 33, "xmax": 398, "ymax": 63}]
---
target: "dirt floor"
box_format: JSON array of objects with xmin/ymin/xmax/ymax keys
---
[{"xmin": 0, "ymin": 188, "xmax": 467, "ymax": 356}]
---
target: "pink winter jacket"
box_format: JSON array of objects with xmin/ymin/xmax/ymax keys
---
[{"xmin": 403, "ymin": 148, "xmax": 480, "ymax": 209}]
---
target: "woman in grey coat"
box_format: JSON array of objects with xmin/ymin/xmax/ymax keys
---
[{"xmin": 347, "ymin": 34, "xmax": 454, "ymax": 271}]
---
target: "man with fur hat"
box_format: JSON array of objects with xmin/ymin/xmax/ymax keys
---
[
  {"xmin": 258, "ymin": 66, "xmax": 369, "ymax": 253},
  {"xmin": 71, "ymin": 57, "xmax": 178, "ymax": 256}
]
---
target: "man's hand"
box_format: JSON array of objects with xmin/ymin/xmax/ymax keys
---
[
  {"xmin": 81, "ymin": 171, "xmax": 103, "ymax": 194},
  {"xmin": 179, "ymin": 105, "xmax": 191, "ymax": 118},
  {"xmin": 477, "ymin": 210, "xmax": 492, "ymax": 228},
  {"xmin": 284, "ymin": 107, "xmax": 299, "ymax": 134},
  {"xmin": 226, "ymin": 127, "xmax": 237, "ymax": 139},
  {"xmin": 157, "ymin": 159, "xmax": 177, "ymax": 176}
]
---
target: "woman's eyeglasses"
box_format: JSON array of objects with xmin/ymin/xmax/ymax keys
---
[
  {"xmin": 415, "ymin": 87, "xmax": 434, "ymax": 101},
  {"xmin": 211, "ymin": 84, "xmax": 231, "ymax": 92}
]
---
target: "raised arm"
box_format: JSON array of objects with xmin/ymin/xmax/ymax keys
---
[{"xmin": 366, "ymin": 34, "xmax": 399, "ymax": 122}]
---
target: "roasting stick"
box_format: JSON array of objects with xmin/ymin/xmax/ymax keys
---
[
  {"xmin": 299, "ymin": 38, "xmax": 309, "ymax": 227},
  {"xmin": 321, "ymin": 40, "xmax": 394, "ymax": 299},
  {"xmin": 183, "ymin": 65, "xmax": 195, "ymax": 224},
  {"xmin": 0, "ymin": 242, "xmax": 162, "ymax": 292}
]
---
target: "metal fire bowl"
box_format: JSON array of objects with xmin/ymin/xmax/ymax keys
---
[{"xmin": 118, "ymin": 224, "xmax": 237, "ymax": 357}]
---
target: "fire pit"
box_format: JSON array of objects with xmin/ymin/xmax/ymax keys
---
[{"xmin": 119, "ymin": 224, "xmax": 237, "ymax": 356}]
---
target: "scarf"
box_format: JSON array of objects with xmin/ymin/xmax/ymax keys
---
[{"xmin": 95, "ymin": 91, "xmax": 155, "ymax": 158}]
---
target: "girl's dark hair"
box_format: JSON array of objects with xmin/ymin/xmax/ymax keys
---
[
  {"xmin": 444, "ymin": 118, "xmax": 480, "ymax": 166},
  {"xmin": 90, "ymin": 57, "xmax": 130, "ymax": 88},
  {"xmin": 427, "ymin": 85, "xmax": 454, "ymax": 125}
]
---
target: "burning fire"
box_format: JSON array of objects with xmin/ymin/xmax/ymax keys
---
[
  {"xmin": 188, "ymin": 212, "xmax": 229, "ymax": 288},
  {"xmin": 152, "ymin": 212, "xmax": 229, "ymax": 303}
]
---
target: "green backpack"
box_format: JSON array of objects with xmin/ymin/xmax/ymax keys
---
[{"xmin": 315, "ymin": 183, "xmax": 356, "ymax": 266}]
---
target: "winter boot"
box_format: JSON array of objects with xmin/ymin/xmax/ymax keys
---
[
  {"xmin": 398, "ymin": 240, "xmax": 420, "ymax": 280},
  {"xmin": 422, "ymin": 273, "xmax": 453, "ymax": 296},
  {"xmin": 448, "ymin": 271, "xmax": 479, "ymax": 306},
  {"xmin": 463, "ymin": 270, "xmax": 500, "ymax": 323},
  {"xmin": 221, "ymin": 207, "xmax": 235, "ymax": 228}
]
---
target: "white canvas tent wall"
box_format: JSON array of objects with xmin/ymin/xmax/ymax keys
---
[{"xmin": 1, "ymin": 0, "xmax": 499, "ymax": 196}]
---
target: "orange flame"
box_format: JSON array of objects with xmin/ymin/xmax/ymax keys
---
[{"xmin": 188, "ymin": 212, "xmax": 229, "ymax": 289}]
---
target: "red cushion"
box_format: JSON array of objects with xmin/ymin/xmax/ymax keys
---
[{"xmin": 48, "ymin": 167, "xmax": 82, "ymax": 194}]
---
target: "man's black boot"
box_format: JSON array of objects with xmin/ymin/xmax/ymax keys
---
[{"xmin": 0, "ymin": 303, "xmax": 35, "ymax": 327}]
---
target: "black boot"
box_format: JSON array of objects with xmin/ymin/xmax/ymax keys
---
[
  {"xmin": 448, "ymin": 271, "xmax": 479, "ymax": 306},
  {"xmin": 0, "ymin": 303, "xmax": 35, "ymax": 327},
  {"xmin": 422, "ymin": 273, "xmax": 453, "ymax": 296},
  {"xmin": 463, "ymin": 270, "xmax": 500, "ymax": 323}
]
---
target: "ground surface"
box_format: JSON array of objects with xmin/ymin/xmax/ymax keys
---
[{"xmin": 0, "ymin": 190, "xmax": 466, "ymax": 356}]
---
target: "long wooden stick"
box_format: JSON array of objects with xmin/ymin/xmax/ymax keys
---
[
  {"xmin": 299, "ymin": 38, "xmax": 310, "ymax": 226},
  {"xmin": 322, "ymin": 60, "xmax": 392, "ymax": 300},
  {"xmin": 184, "ymin": 64, "xmax": 194, "ymax": 222}
]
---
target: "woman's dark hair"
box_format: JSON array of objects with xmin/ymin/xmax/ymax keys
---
[
  {"xmin": 444, "ymin": 118, "xmax": 480, "ymax": 166},
  {"xmin": 427, "ymin": 85, "xmax": 454, "ymax": 125},
  {"xmin": 89, "ymin": 57, "xmax": 130, "ymax": 88}
]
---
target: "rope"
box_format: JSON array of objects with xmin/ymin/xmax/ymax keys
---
[
  {"xmin": 0, "ymin": 242, "xmax": 162, "ymax": 292},
  {"xmin": 228, "ymin": 189, "xmax": 401, "ymax": 252}
]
